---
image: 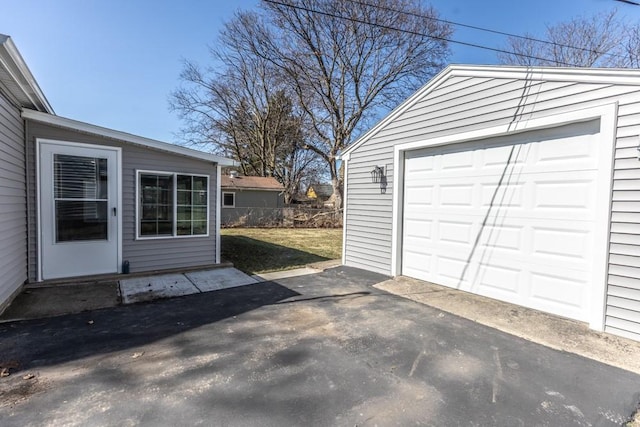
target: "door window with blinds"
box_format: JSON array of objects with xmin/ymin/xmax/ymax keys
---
[
  {"xmin": 137, "ymin": 170, "xmax": 209, "ymax": 238},
  {"xmin": 54, "ymin": 154, "xmax": 109, "ymax": 242}
]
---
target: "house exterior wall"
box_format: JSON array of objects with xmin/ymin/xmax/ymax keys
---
[
  {"xmin": 221, "ymin": 189, "xmax": 283, "ymax": 226},
  {"xmin": 0, "ymin": 91, "xmax": 27, "ymax": 310},
  {"xmin": 25, "ymin": 121, "xmax": 219, "ymax": 278},
  {"xmin": 344, "ymin": 74, "xmax": 640, "ymax": 340}
]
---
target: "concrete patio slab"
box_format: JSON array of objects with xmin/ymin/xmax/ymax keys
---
[
  {"xmin": 376, "ymin": 275, "xmax": 640, "ymax": 375},
  {"xmin": 119, "ymin": 273, "xmax": 198, "ymax": 304},
  {"xmin": 186, "ymin": 268, "xmax": 258, "ymax": 291},
  {"xmin": 0, "ymin": 282, "xmax": 119, "ymax": 322},
  {"xmin": 253, "ymin": 266, "xmax": 320, "ymax": 282}
]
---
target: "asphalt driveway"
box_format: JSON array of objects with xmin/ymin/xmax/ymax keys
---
[{"xmin": 1, "ymin": 266, "xmax": 638, "ymax": 426}]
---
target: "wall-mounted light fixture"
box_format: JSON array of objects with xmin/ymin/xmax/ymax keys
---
[
  {"xmin": 371, "ymin": 165, "xmax": 387, "ymax": 194},
  {"xmin": 370, "ymin": 165, "xmax": 384, "ymax": 183}
]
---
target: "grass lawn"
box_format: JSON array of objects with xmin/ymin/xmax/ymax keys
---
[{"xmin": 221, "ymin": 228, "xmax": 342, "ymax": 274}]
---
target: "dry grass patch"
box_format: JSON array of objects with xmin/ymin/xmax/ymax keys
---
[{"xmin": 221, "ymin": 228, "xmax": 342, "ymax": 274}]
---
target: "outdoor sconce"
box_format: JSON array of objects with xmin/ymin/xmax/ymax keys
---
[
  {"xmin": 370, "ymin": 165, "xmax": 387, "ymax": 194},
  {"xmin": 370, "ymin": 165, "xmax": 384, "ymax": 183}
]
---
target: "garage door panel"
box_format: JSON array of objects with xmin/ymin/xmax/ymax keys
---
[
  {"xmin": 476, "ymin": 263, "xmax": 522, "ymax": 294},
  {"xmin": 405, "ymin": 154, "xmax": 435, "ymax": 173},
  {"xmin": 481, "ymin": 144, "xmax": 527, "ymax": 168},
  {"xmin": 439, "ymin": 184, "xmax": 474, "ymax": 207},
  {"xmin": 402, "ymin": 123, "xmax": 600, "ymax": 323},
  {"xmin": 536, "ymin": 133, "xmax": 596, "ymax": 165},
  {"xmin": 533, "ymin": 180, "xmax": 595, "ymax": 211},
  {"xmin": 435, "ymin": 255, "xmax": 470, "ymax": 283},
  {"xmin": 402, "ymin": 250, "xmax": 434, "ymax": 279},
  {"xmin": 406, "ymin": 158, "xmax": 598, "ymax": 178},
  {"xmin": 531, "ymin": 227, "xmax": 590, "ymax": 261},
  {"xmin": 481, "ymin": 182, "xmax": 525, "ymax": 208},
  {"xmin": 530, "ymin": 271, "xmax": 587, "ymax": 310},
  {"xmin": 404, "ymin": 185, "xmax": 434, "ymax": 207},
  {"xmin": 479, "ymin": 224, "xmax": 523, "ymax": 252},
  {"xmin": 441, "ymin": 150, "xmax": 475, "ymax": 170},
  {"xmin": 438, "ymin": 220, "xmax": 474, "ymax": 244}
]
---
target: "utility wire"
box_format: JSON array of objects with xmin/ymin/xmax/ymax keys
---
[
  {"xmin": 263, "ymin": 0, "xmax": 578, "ymax": 66},
  {"xmin": 345, "ymin": 0, "xmax": 629, "ymax": 62}
]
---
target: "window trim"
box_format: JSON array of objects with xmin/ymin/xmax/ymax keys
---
[
  {"xmin": 135, "ymin": 169, "xmax": 210, "ymax": 240},
  {"xmin": 222, "ymin": 191, "xmax": 235, "ymax": 208}
]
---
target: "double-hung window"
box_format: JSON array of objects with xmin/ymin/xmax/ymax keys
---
[{"xmin": 137, "ymin": 171, "xmax": 209, "ymax": 238}]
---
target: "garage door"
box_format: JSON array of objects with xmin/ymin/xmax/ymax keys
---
[{"xmin": 401, "ymin": 120, "xmax": 604, "ymax": 322}]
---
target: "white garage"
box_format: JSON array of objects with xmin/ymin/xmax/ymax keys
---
[{"xmin": 340, "ymin": 65, "xmax": 640, "ymax": 341}]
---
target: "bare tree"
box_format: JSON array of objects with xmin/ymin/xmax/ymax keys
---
[
  {"xmin": 499, "ymin": 10, "xmax": 631, "ymax": 67},
  {"xmin": 623, "ymin": 23, "xmax": 640, "ymax": 68},
  {"xmin": 185, "ymin": 0, "xmax": 451, "ymax": 209},
  {"xmin": 170, "ymin": 31, "xmax": 317, "ymax": 203}
]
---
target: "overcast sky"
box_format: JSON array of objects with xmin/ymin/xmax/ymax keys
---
[{"xmin": 2, "ymin": 0, "xmax": 638, "ymax": 144}]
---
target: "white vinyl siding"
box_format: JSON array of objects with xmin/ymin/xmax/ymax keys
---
[
  {"xmin": 0, "ymin": 91, "xmax": 26, "ymax": 310},
  {"xmin": 344, "ymin": 71, "xmax": 640, "ymax": 340}
]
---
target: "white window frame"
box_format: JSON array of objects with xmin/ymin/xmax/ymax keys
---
[
  {"xmin": 136, "ymin": 169, "xmax": 210, "ymax": 240},
  {"xmin": 222, "ymin": 191, "xmax": 235, "ymax": 208}
]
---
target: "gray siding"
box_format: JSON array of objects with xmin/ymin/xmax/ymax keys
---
[
  {"xmin": 345, "ymin": 75, "xmax": 640, "ymax": 340},
  {"xmin": 0, "ymin": 91, "xmax": 27, "ymax": 310},
  {"xmin": 25, "ymin": 121, "xmax": 219, "ymax": 278},
  {"xmin": 221, "ymin": 189, "xmax": 283, "ymax": 226},
  {"xmin": 225, "ymin": 189, "xmax": 283, "ymax": 209}
]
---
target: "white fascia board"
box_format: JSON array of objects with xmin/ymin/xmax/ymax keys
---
[
  {"xmin": 340, "ymin": 63, "xmax": 640, "ymax": 159},
  {"xmin": 449, "ymin": 64, "xmax": 640, "ymax": 86},
  {"xmin": 340, "ymin": 65, "xmax": 454, "ymax": 158},
  {"xmin": 21, "ymin": 109, "xmax": 237, "ymax": 166},
  {"xmin": 0, "ymin": 35, "xmax": 53, "ymax": 113},
  {"xmin": 220, "ymin": 187, "xmax": 284, "ymax": 192}
]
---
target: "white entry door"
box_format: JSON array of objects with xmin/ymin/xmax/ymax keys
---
[
  {"xmin": 39, "ymin": 141, "xmax": 120, "ymax": 280},
  {"xmin": 401, "ymin": 121, "xmax": 605, "ymax": 323}
]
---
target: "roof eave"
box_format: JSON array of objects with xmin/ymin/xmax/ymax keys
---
[
  {"xmin": 22, "ymin": 109, "xmax": 236, "ymax": 166},
  {"xmin": 221, "ymin": 186, "xmax": 284, "ymax": 191},
  {"xmin": 0, "ymin": 35, "xmax": 53, "ymax": 113}
]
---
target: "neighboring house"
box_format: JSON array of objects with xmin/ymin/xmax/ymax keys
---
[
  {"xmin": 0, "ymin": 34, "xmax": 234, "ymax": 313},
  {"xmin": 220, "ymin": 172, "xmax": 284, "ymax": 226},
  {"xmin": 340, "ymin": 64, "xmax": 640, "ymax": 342},
  {"xmin": 306, "ymin": 183, "xmax": 334, "ymax": 207}
]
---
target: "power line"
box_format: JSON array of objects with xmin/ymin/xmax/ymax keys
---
[
  {"xmin": 344, "ymin": 0, "xmax": 627, "ymax": 62},
  {"xmin": 263, "ymin": 0, "xmax": 578, "ymax": 66}
]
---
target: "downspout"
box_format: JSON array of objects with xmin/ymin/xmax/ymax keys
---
[
  {"xmin": 23, "ymin": 118, "xmax": 32, "ymax": 282},
  {"xmin": 340, "ymin": 154, "xmax": 349, "ymax": 266},
  {"xmin": 215, "ymin": 164, "xmax": 222, "ymax": 264}
]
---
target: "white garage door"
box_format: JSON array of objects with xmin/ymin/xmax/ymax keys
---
[{"xmin": 401, "ymin": 121, "xmax": 604, "ymax": 322}]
